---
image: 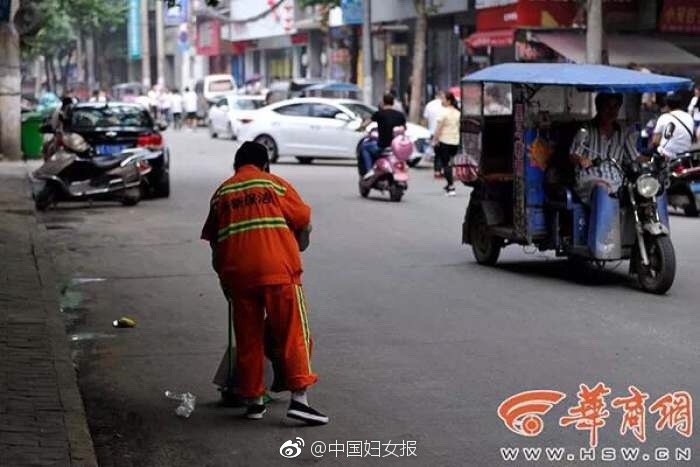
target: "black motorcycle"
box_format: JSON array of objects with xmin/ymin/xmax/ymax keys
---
[
  {"xmin": 32, "ymin": 132, "xmax": 151, "ymax": 211},
  {"xmin": 667, "ymin": 148, "xmax": 700, "ymax": 217}
]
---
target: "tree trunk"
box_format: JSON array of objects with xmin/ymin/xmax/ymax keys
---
[
  {"xmin": 97, "ymin": 35, "xmax": 113, "ymax": 90},
  {"xmin": 361, "ymin": 0, "xmax": 373, "ymax": 105},
  {"xmin": 0, "ymin": 0, "xmax": 22, "ymax": 160},
  {"xmin": 48, "ymin": 56, "xmax": 57, "ymax": 91},
  {"xmin": 76, "ymin": 32, "xmax": 84, "ymax": 83},
  {"xmin": 44, "ymin": 54, "xmax": 52, "ymax": 91},
  {"xmin": 349, "ymin": 25, "xmax": 359, "ymax": 85},
  {"xmin": 408, "ymin": 0, "xmax": 427, "ymax": 123},
  {"xmin": 86, "ymin": 33, "xmax": 96, "ymax": 91}
]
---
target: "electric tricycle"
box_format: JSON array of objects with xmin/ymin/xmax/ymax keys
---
[{"xmin": 458, "ymin": 63, "xmax": 693, "ymax": 294}]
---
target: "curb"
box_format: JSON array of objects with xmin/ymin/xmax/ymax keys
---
[{"xmin": 20, "ymin": 163, "xmax": 99, "ymax": 466}]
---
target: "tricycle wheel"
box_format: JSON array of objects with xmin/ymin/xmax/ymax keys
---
[
  {"xmin": 684, "ymin": 198, "xmax": 699, "ymax": 217},
  {"xmin": 636, "ymin": 235, "xmax": 675, "ymax": 294},
  {"xmin": 469, "ymin": 209, "xmax": 501, "ymax": 265}
]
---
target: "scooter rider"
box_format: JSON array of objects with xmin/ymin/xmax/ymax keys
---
[
  {"xmin": 653, "ymin": 92, "xmax": 694, "ymax": 160},
  {"xmin": 359, "ymin": 94, "xmax": 406, "ymax": 178}
]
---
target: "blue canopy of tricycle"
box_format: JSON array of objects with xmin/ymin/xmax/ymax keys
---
[
  {"xmin": 461, "ymin": 63, "xmax": 693, "ymax": 93},
  {"xmin": 304, "ymin": 82, "xmax": 361, "ymax": 92}
]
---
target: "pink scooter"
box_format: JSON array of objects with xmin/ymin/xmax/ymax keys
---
[{"xmin": 358, "ymin": 127, "xmax": 412, "ymax": 202}]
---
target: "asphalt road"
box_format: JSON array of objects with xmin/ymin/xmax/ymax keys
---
[{"xmin": 39, "ymin": 129, "xmax": 700, "ymax": 467}]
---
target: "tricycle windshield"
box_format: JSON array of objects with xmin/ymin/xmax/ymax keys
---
[
  {"xmin": 483, "ymin": 83, "xmax": 512, "ymax": 116},
  {"xmin": 461, "ymin": 83, "xmax": 481, "ymax": 117},
  {"xmin": 527, "ymin": 86, "xmax": 591, "ymax": 117}
]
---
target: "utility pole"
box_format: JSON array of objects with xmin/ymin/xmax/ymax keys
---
[
  {"xmin": 141, "ymin": 0, "xmax": 151, "ymax": 88},
  {"xmin": 0, "ymin": 0, "xmax": 21, "ymax": 160},
  {"xmin": 361, "ymin": 0, "xmax": 373, "ymax": 105},
  {"xmin": 155, "ymin": 0, "xmax": 165, "ymax": 86},
  {"xmin": 585, "ymin": 0, "xmax": 603, "ymax": 64}
]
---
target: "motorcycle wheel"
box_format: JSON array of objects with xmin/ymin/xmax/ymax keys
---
[
  {"xmin": 637, "ymin": 235, "xmax": 675, "ymax": 294},
  {"xmin": 469, "ymin": 208, "xmax": 501, "ymax": 265},
  {"xmin": 389, "ymin": 185, "xmax": 404, "ymax": 202},
  {"xmin": 34, "ymin": 185, "xmax": 56, "ymax": 211},
  {"xmin": 120, "ymin": 187, "xmax": 141, "ymax": 206},
  {"xmin": 359, "ymin": 181, "xmax": 370, "ymax": 198}
]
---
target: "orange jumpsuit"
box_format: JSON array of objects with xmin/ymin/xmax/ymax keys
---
[{"xmin": 202, "ymin": 165, "xmax": 317, "ymax": 398}]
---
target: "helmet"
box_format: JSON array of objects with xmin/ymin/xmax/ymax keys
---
[{"xmin": 391, "ymin": 129, "xmax": 413, "ymax": 161}]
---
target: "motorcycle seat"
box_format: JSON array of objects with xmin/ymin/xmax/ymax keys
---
[{"xmin": 91, "ymin": 156, "xmax": 123, "ymax": 170}]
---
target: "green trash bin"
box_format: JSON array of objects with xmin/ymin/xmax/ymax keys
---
[{"xmin": 21, "ymin": 112, "xmax": 45, "ymax": 159}]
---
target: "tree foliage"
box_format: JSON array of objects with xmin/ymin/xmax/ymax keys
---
[
  {"xmin": 21, "ymin": 0, "xmax": 126, "ymax": 59},
  {"xmin": 297, "ymin": 0, "xmax": 341, "ymax": 8}
]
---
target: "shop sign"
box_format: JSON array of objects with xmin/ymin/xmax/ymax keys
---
[
  {"xmin": 164, "ymin": 0, "xmax": 188, "ymax": 26},
  {"xmin": 341, "ymin": 0, "xmax": 363, "ymax": 25},
  {"xmin": 197, "ymin": 20, "xmax": 221, "ymax": 56},
  {"xmin": 389, "ymin": 44, "xmax": 409, "ymax": 56},
  {"xmin": 660, "ymin": 0, "xmax": 700, "ymax": 33},
  {"xmin": 128, "ymin": 0, "xmax": 141, "ymax": 59}
]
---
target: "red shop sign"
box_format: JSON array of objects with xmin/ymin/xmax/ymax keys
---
[{"xmin": 660, "ymin": 0, "xmax": 700, "ymax": 33}]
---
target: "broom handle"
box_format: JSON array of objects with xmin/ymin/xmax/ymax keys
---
[{"xmin": 227, "ymin": 298, "xmax": 233, "ymax": 382}]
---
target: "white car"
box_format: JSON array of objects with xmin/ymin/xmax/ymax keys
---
[
  {"xmin": 237, "ymin": 97, "xmax": 432, "ymax": 165},
  {"xmin": 208, "ymin": 95, "xmax": 265, "ymax": 140}
]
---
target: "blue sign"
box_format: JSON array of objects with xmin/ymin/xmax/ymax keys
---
[
  {"xmin": 0, "ymin": 0, "xmax": 11, "ymax": 22},
  {"xmin": 128, "ymin": 0, "xmax": 141, "ymax": 60},
  {"xmin": 164, "ymin": 0, "xmax": 188, "ymax": 26},
  {"xmin": 341, "ymin": 0, "xmax": 362, "ymax": 25}
]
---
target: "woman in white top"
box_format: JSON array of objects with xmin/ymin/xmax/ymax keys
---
[{"xmin": 432, "ymin": 91, "xmax": 461, "ymax": 196}]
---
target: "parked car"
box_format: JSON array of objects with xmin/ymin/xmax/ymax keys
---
[
  {"xmin": 237, "ymin": 97, "xmax": 431, "ymax": 165},
  {"xmin": 47, "ymin": 102, "xmax": 171, "ymax": 197},
  {"xmin": 264, "ymin": 78, "xmax": 324, "ymax": 105},
  {"xmin": 207, "ymin": 94, "xmax": 265, "ymax": 140},
  {"xmin": 111, "ymin": 82, "xmax": 144, "ymax": 103},
  {"xmin": 195, "ymin": 74, "xmax": 237, "ymax": 121}
]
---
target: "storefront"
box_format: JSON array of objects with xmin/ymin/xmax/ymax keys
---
[
  {"xmin": 465, "ymin": 0, "xmax": 700, "ymax": 75},
  {"xmin": 657, "ymin": 0, "xmax": 700, "ymax": 78}
]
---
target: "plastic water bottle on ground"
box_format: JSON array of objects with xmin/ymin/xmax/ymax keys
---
[{"xmin": 165, "ymin": 390, "xmax": 197, "ymax": 418}]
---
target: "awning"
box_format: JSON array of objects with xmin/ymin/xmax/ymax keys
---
[
  {"xmin": 465, "ymin": 29, "xmax": 515, "ymax": 49},
  {"xmin": 462, "ymin": 63, "xmax": 693, "ymax": 93},
  {"xmin": 531, "ymin": 32, "xmax": 700, "ymax": 67}
]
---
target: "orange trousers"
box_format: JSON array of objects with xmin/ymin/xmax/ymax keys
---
[{"xmin": 229, "ymin": 283, "xmax": 318, "ymax": 398}]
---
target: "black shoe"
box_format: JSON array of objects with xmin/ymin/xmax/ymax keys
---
[
  {"xmin": 287, "ymin": 400, "xmax": 329, "ymax": 426},
  {"xmin": 245, "ymin": 403, "xmax": 266, "ymax": 420}
]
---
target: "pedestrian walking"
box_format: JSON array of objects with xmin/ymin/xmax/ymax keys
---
[
  {"xmin": 170, "ymin": 90, "xmax": 183, "ymax": 130},
  {"xmin": 159, "ymin": 88, "xmax": 172, "ymax": 125},
  {"xmin": 201, "ymin": 142, "xmax": 328, "ymax": 425},
  {"xmin": 423, "ymin": 90, "xmax": 445, "ymax": 178},
  {"xmin": 183, "ymin": 87, "xmax": 198, "ymax": 130},
  {"xmin": 432, "ymin": 91, "xmax": 461, "ymax": 196}
]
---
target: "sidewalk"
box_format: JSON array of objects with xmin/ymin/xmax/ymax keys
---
[{"xmin": 0, "ymin": 162, "xmax": 97, "ymax": 466}]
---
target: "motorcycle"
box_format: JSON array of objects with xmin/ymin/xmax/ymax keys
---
[
  {"xmin": 357, "ymin": 127, "xmax": 412, "ymax": 202},
  {"xmin": 666, "ymin": 148, "xmax": 700, "ymax": 217},
  {"xmin": 32, "ymin": 132, "xmax": 151, "ymax": 211}
]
